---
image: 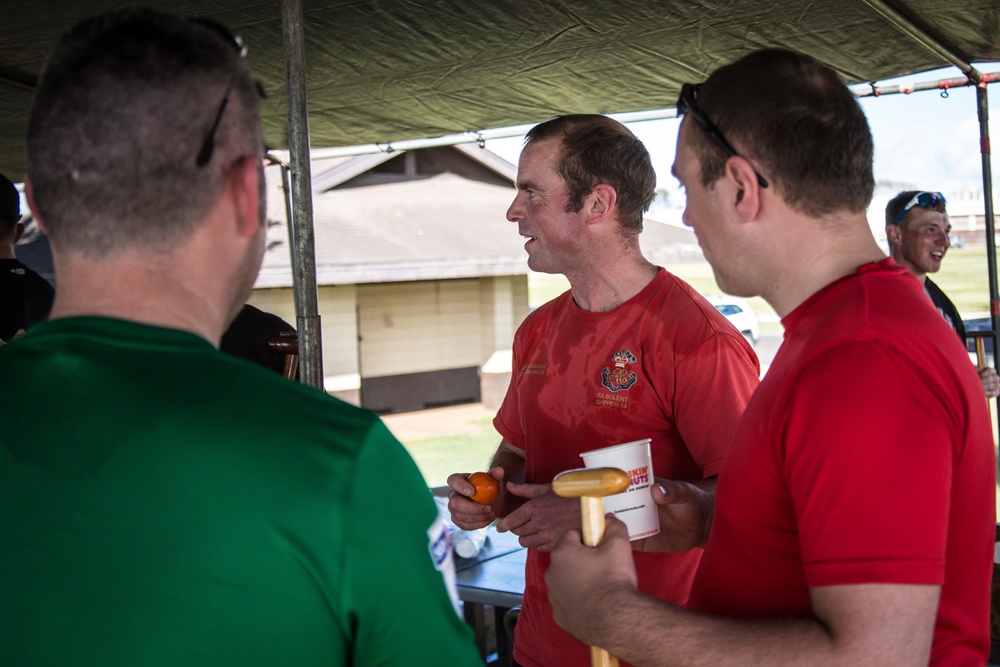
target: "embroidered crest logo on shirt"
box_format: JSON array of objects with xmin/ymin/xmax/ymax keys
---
[{"xmin": 601, "ymin": 349, "xmax": 638, "ymax": 392}]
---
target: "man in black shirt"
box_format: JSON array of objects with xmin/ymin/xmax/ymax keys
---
[
  {"xmin": 0, "ymin": 173, "xmax": 53, "ymax": 342},
  {"xmin": 885, "ymin": 190, "xmax": 999, "ymax": 397},
  {"xmin": 220, "ymin": 303, "xmax": 297, "ymax": 377}
]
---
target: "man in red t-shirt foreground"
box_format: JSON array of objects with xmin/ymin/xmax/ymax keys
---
[{"xmin": 545, "ymin": 49, "xmax": 996, "ymax": 666}]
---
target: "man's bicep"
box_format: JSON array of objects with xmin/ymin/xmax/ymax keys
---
[
  {"xmin": 496, "ymin": 438, "xmax": 525, "ymax": 460},
  {"xmin": 810, "ymin": 583, "xmax": 939, "ymax": 664}
]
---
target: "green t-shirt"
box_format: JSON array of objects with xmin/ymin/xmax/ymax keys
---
[{"xmin": 0, "ymin": 317, "xmax": 479, "ymax": 666}]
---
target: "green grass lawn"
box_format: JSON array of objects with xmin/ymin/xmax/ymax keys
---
[
  {"xmin": 928, "ymin": 245, "xmax": 994, "ymax": 318},
  {"xmin": 402, "ymin": 416, "xmax": 500, "ymax": 488},
  {"xmin": 529, "ymin": 244, "xmax": 996, "ymax": 332}
]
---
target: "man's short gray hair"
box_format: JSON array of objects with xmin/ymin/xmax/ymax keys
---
[{"xmin": 26, "ymin": 9, "xmax": 264, "ymax": 258}]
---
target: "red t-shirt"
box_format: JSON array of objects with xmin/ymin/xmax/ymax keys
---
[
  {"xmin": 689, "ymin": 259, "xmax": 995, "ymax": 665},
  {"xmin": 495, "ymin": 268, "xmax": 761, "ymax": 667}
]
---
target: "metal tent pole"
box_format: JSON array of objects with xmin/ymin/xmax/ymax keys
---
[
  {"xmin": 854, "ymin": 73, "xmax": 1000, "ymax": 99},
  {"xmin": 976, "ymin": 84, "xmax": 1000, "ymax": 450},
  {"xmin": 280, "ymin": 0, "xmax": 324, "ymax": 390}
]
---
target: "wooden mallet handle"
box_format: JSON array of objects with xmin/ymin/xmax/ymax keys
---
[
  {"xmin": 553, "ymin": 467, "xmax": 631, "ymax": 546},
  {"xmin": 967, "ymin": 330, "xmax": 993, "ymax": 371},
  {"xmin": 967, "ymin": 330, "xmax": 994, "ymax": 404},
  {"xmin": 552, "ymin": 467, "xmax": 631, "ymax": 667}
]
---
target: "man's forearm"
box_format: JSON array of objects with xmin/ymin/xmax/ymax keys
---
[
  {"xmin": 560, "ymin": 583, "xmax": 935, "ymax": 667},
  {"xmin": 490, "ymin": 440, "xmax": 527, "ymax": 516},
  {"xmin": 586, "ymin": 588, "xmax": 829, "ymax": 667},
  {"xmin": 490, "ymin": 442, "xmax": 526, "ymax": 484}
]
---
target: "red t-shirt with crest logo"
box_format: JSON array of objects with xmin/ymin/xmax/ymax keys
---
[{"xmin": 495, "ymin": 267, "xmax": 760, "ymax": 667}]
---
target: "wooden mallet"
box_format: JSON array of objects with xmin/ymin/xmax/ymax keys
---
[
  {"xmin": 968, "ymin": 330, "xmax": 992, "ymax": 372},
  {"xmin": 968, "ymin": 330, "xmax": 994, "ymax": 404},
  {"xmin": 552, "ymin": 467, "xmax": 631, "ymax": 667}
]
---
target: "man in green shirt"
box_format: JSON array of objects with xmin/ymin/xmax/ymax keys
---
[{"xmin": 0, "ymin": 9, "xmax": 479, "ymax": 666}]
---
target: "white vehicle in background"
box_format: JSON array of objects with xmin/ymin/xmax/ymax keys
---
[{"xmin": 707, "ymin": 295, "xmax": 760, "ymax": 346}]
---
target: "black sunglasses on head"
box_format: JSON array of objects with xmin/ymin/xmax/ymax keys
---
[
  {"xmin": 676, "ymin": 83, "xmax": 768, "ymax": 189},
  {"xmin": 194, "ymin": 18, "xmax": 249, "ymax": 168}
]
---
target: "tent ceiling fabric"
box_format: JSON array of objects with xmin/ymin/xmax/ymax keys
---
[{"xmin": 2, "ymin": 0, "xmax": 999, "ymax": 179}]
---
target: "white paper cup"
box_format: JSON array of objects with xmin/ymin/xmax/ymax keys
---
[{"xmin": 580, "ymin": 438, "xmax": 659, "ymax": 541}]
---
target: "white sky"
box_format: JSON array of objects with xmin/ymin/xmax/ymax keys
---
[{"xmin": 484, "ymin": 64, "xmax": 1000, "ymax": 221}]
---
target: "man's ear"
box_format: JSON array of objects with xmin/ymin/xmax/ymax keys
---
[
  {"xmin": 586, "ymin": 183, "xmax": 617, "ymax": 224},
  {"xmin": 13, "ymin": 221, "xmax": 25, "ymax": 244},
  {"xmin": 229, "ymin": 156, "xmax": 263, "ymax": 238},
  {"xmin": 725, "ymin": 157, "xmax": 762, "ymax": 221},
  {"xmin": 23, "ymin": 178, "xmax": 47, "ymax": 234},
  {"xmin": 885, "ymin": 223, "xmax": 901, "ymax": 247}
]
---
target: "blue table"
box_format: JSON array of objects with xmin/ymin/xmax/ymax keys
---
[{"xmin": 455, "ymin": 527, "xmax": 526, "ymax": 666}]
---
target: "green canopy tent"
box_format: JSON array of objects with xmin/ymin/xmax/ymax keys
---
[{"xmin": 2, "ymin": 0, "xmax": 999, "ymax": 388}]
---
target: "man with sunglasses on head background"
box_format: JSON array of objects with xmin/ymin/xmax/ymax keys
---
[
  {"xmin": 886, "ymin": 190, "xmax": 1000, "ymax": 397},
  {"xmin": 0, "ymin": 9, "xmax": 479, "ymax": 666},
  {"xmin": 545, "ymin": 48, "xmax": 995, "ymax": 666}
]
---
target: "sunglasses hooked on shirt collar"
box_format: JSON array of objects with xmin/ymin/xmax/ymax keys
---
[
  {"xmin": 891, "ymin": 191, "xmax": 947, "ymax": 225},
  {"xmin": 676, "ymin": 83, "xmax": 769, "ymax": 189}
]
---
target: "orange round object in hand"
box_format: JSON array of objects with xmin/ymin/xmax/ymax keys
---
[{"xmin": 468, "ymin": 472, "xmax": 500, "ymax": 504}]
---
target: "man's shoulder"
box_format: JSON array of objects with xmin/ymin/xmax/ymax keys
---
[
  {"xmin": 517, "ymin": 290, "xmax": 572, "ymax": 328},
  {"xmin": 163, "ymin": 352, "xmax": 393, "ymax": 462},
  {"xmin": 214, "ymin": 353, "xmax": 371, "ymax": 420},
  {"xmin": 796, "ymin": 268, "xmax": 968, "ymax": 362},
  {"xmin": 640, "ymin": 271, "xmax": 743, "ymax": 336}
]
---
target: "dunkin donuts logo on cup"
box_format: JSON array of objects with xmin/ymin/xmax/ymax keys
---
[{"xmin": 628, "ymin": 465, "xmax": 649, "ymax": 487}]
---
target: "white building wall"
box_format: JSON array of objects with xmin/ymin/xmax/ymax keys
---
[
  {"xmin": 248, "ymin": 284, "xmax": 361, "ymax": 400},
  {"xmin": 477, "ymin": 275, "xmax": 529, "ymax": 410},
  {"xmin": 357, "ymin": 279, "xmax": 481, "ymax": 378},
  {"xmin": 250, "ymin": 275, "xmax": 529, "ymax": 409}
]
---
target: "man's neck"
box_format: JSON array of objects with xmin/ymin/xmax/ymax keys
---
[
  {"xmin": 48, "ymin": 249, "xmax": 235, "ymax": 346},
  {"xmin": 907, "ymin": 267, "xmax": 928, "ymax": 285},
  {"xmin": 889, "ymin": 250, "xmax": 926, "ymax": 284},
  {"xmin": 567, "ymin": 257, "xmax": 659, "ymax": 313},
  {"xmin": 763, "ymin": 213, "xmax": 887, "ymax": 318}
]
